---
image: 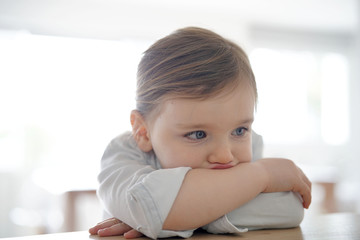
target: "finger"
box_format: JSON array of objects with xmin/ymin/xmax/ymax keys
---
[
  {"xmin": 124, "ymin": 229, "xmax": 143, "ymax": 239},
  {"xmin": 89, "ymin": 218, "xmax": 121, "ymax": 235},
  {"xmin": 296, "ymin": 167, "xmax": 312, "ymax": 208},
  {"xmin": 298, "ymin": 167, "xmax": 312, "ymax": 189},
  {"xmin": 301, "ymin": 174, "xmax": 312, "ymax": 208},
  {"xmin": 96, "ymin": 217, "xmax": 121, "ymax": 226},
  {"xmin": 304, "ymin": 175, "xmax": 312, "ymax": 190},
  {"xmin": 98, "ymin": 222, "xmax": 133, "ymax": 237},
  {"xmin": 306, "ymin": 186, "xmax": 312, "ymax": 209},
  {"xmin": 292, "ymin": 179, "xmax": 311, "ymax": 209},
  {"xmin": 299, "ymin": 184, "xmax": 312, "ymax": 209}
]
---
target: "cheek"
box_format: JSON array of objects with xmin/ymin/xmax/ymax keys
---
[
  {"xmin": 153, "ymin": 143, "xmax": 184, "ymax": 168},
  {"xmin": 156, "ymin": 145, "xmax": 204, "ymax": 169},
  {"xmin": 234, "ymin": 143, "xmax": 253, "ymax": 163}
]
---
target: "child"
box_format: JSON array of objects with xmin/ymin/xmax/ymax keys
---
[{"xmin": 89, "ymin": 27, "xmax": 311, "ymax": 239}]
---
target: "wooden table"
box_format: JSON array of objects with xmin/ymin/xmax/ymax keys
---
[{"xmin": 2, "ymin": 213, "xmax": 359, "ymax": 240}]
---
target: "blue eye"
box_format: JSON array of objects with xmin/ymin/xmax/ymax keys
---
[
  {"xmin": 232, "ymin": 127, "xmax": 247, "ymax": 136},
  {"xmin": 185, "ymin": 131, "xmax": 207, "ymax": 140}
]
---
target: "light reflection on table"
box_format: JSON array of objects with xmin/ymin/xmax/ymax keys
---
[{"xmin": 3, "ymin": 213, "xmax": 359, "ymax": 240}]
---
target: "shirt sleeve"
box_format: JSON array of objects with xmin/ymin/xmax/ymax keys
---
[
  {"xmin": 97, "ymin": 133, "xmax": 193, "ymax": 239},
  {"xmin": 203, "ymin": 192, "xmax": 304, "ymax": 234},
  {"xmin": 252, "ymin": 130, "xmax": 264, "ymax": 162}
]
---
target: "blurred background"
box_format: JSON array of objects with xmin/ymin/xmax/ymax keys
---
[{"xmin": 0, "ymin": 0, "xmax": 359, "ymax": 237}]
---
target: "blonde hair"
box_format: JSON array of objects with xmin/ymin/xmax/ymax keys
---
[{"xmin": 136, "ymin": 27, "xmax": 257, "ymax": 118}]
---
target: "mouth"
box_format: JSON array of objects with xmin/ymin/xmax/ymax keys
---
[{"xmin": 210, "ymin": 164, "xmax": 234, "ymax": 169}]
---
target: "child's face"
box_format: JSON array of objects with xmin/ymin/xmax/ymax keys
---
[{"xmin": 147, "ymin": 83, "xmax": 255, "ymax": 169}]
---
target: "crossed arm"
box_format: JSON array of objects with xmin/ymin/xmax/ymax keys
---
[{"xmin": 90, "ymin": 158, "xmax": 311, "ymax": 238}]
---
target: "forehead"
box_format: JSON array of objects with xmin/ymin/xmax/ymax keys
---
[{"xmin": 151, "ymin": 83, "xmax": 255, "ymax": 127}]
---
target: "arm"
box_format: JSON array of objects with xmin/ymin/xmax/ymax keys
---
[
  {"xmin": 163, "ymin": 163, "xmax": 267, "ymax": 230},
  {"xmin": 163, "ymin": 158, "xmax": 311, "ymax": 231}
]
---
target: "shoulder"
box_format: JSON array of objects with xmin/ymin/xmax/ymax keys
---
[
  {"xmin": 252, "ymin": 130, "xmax": 263, "ymax": 145},
  {"xmin": 251, "ymin": 130, "xmax": 264, "ymax": 161},
  {"xmin": 102, "ymin": 131, "xmax": 160, "ymax": 169},
  {"xmin": 102, "ymin": 131, "xmax": 135, "ymax": 158}
]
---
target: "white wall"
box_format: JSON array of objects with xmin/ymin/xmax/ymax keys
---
[{"xmin": 0, "ymin": 0, "xmax": 357, "ymax": 41}]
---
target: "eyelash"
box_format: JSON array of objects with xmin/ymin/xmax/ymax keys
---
[
  {"xmin": 184, "ymin": 127, "xmax": 249, "ymax": 141},
  {"xmin": 185, "ymin": 131, "xmax": 207, "ymax": 140},
  {"xmin": 231, "ymin": 127, "xmax": 248, "ymax": 137}
]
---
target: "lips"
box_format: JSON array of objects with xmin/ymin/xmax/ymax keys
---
[{"xmin": 211, "ymin": 164, "xmax": 234, "ymax": 169}]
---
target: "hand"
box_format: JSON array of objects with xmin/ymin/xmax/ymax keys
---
[
  {"xmin": 256, "ymin": 158, "xmax": 312, "ymax": 209},
  {"xmin": 89, "ymin": 218, "xmax": 143, "ymax": 239}
]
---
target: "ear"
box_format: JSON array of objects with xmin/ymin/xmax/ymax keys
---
[{"xmin": 130, "ymin": 110, "xmax": 153, "ymax": 152}]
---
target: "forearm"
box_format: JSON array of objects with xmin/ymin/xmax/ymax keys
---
[{"xmin": 163, "ymin": 162, "xmax": 267, "ymax": 230}]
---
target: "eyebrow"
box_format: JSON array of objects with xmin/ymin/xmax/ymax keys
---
[
  {"xmin": 240, "ymin": 118, "xmax": 254, "ymax": 125},
  {"xmin": 175, "ymin": 118, "xmax": 254, "ymax": 129}
]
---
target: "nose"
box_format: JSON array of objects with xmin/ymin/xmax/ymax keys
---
[{"xmin": 208, "ymin": 142, "xmax": 234, "ymax": 164}]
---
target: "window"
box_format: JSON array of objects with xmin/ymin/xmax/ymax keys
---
[
  {"xmin": 249, "ymin": 30, "xmax": 350, "ymax": 147},
  {"xmin": 0, "ymin": 30, "xmax": 150, "ymax": 173}
]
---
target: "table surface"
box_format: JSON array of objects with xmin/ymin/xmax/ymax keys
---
[{"xmin": 2, "ymin": 213, "xmax": 360, "ymax": 240}]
